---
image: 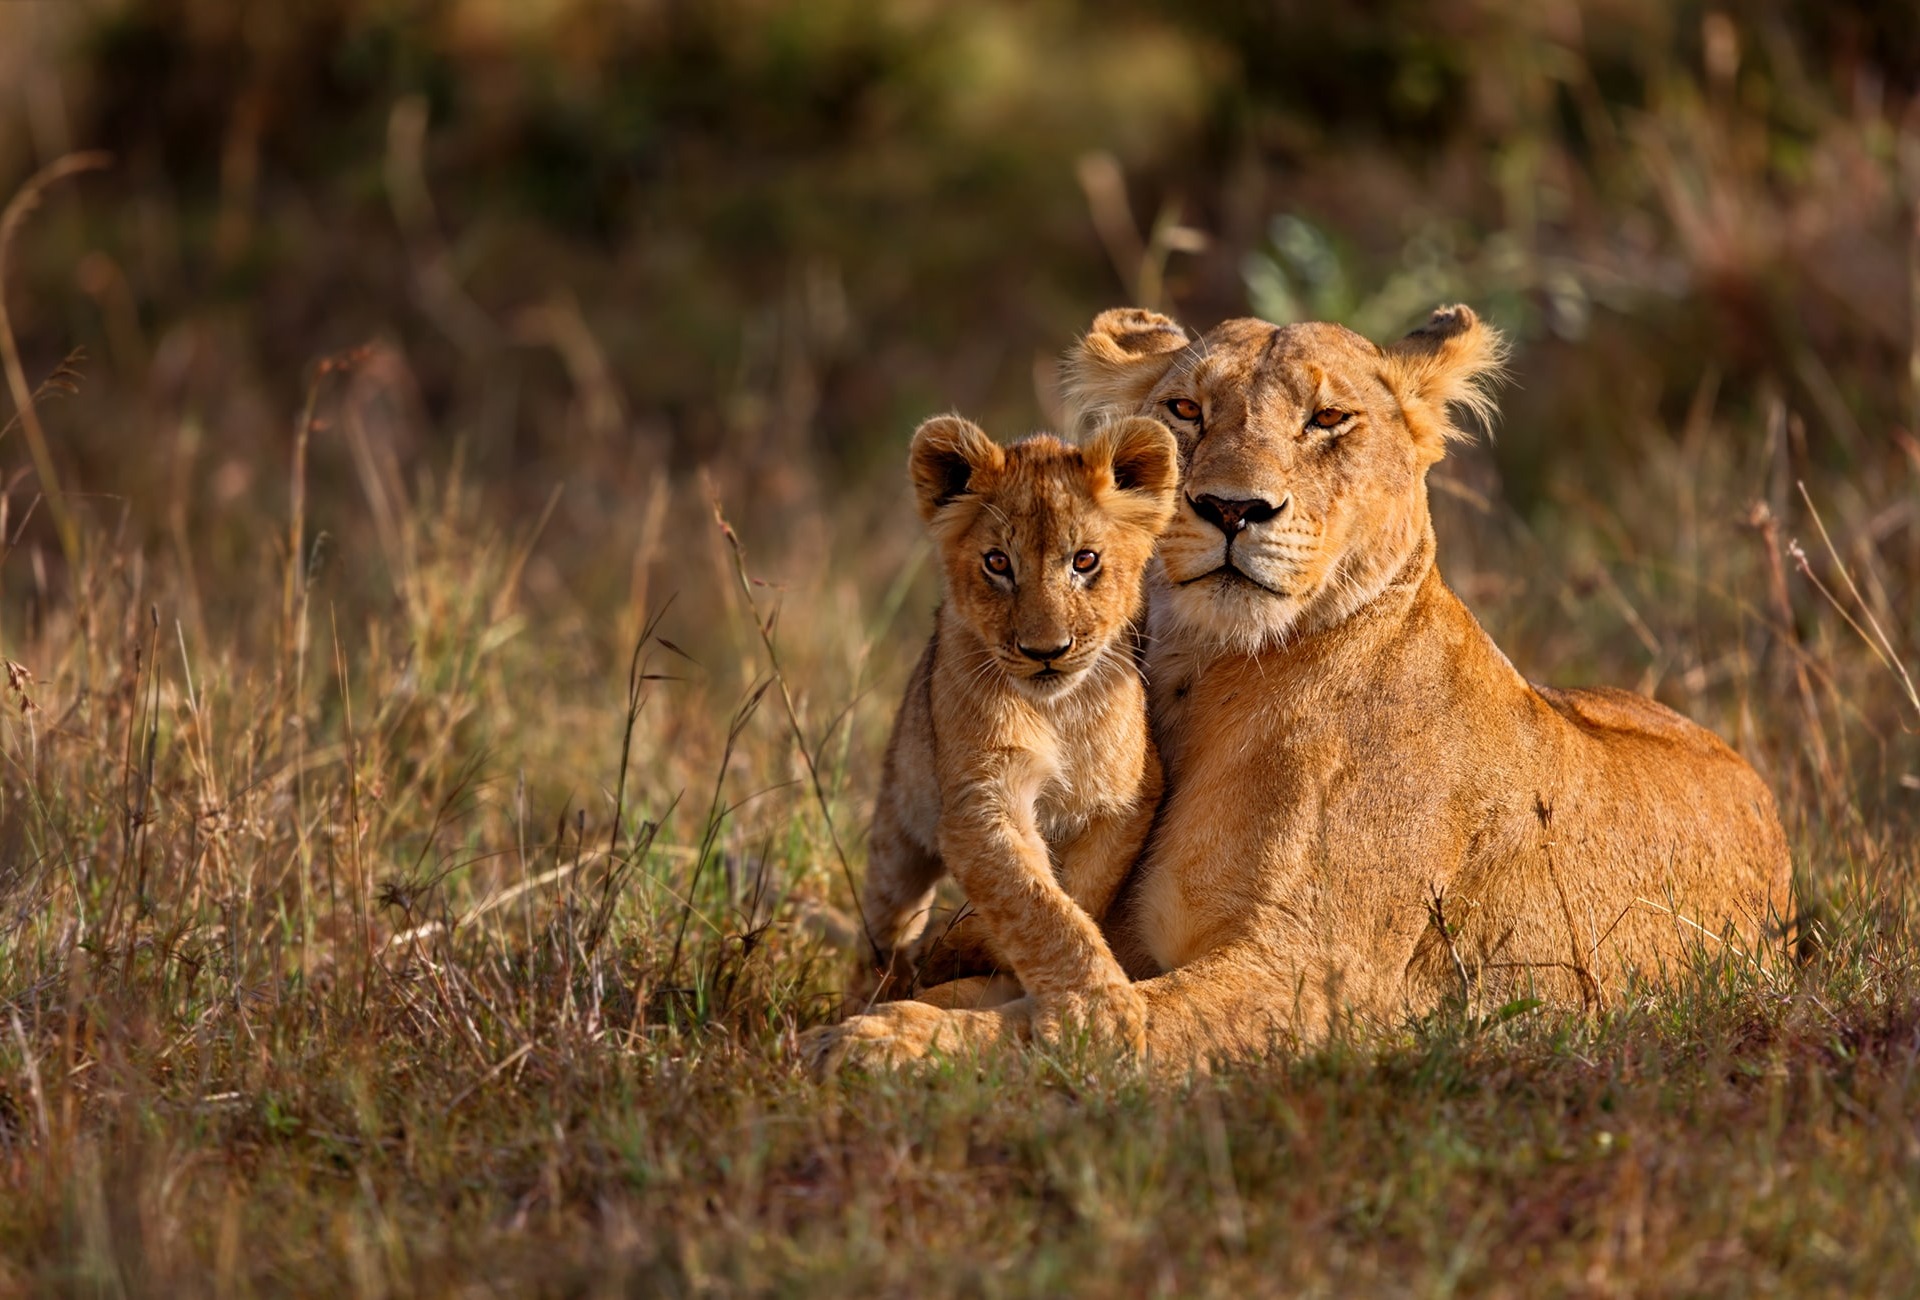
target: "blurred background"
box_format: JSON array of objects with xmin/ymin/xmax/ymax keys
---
[{"xmin": 1, "ymin": 0, "xmax": 1918, "ymax": 842}]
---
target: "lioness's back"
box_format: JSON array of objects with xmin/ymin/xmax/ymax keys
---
[{"xmin": 1537, "ymin": 683, "xmax": 1725, "ymax": 748}]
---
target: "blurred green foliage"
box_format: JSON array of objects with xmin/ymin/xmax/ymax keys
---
[{"xmin": 0, "ymin": 0, "xmax": 1916, "ymax": 596}]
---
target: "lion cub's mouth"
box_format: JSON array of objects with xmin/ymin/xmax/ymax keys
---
[{"xmin": 1011, "ymin": 659, "xmax": 1092, "ymax": 692}]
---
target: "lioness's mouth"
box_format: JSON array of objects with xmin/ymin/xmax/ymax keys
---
[{"xmin": 1178, "ymin": 565, "xmax": 1287, "ymax": 598}]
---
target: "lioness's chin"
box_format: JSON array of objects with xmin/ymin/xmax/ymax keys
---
[{"xmin": 1159, "ymin": 572, "xmax": 1306, "ymax": 654}]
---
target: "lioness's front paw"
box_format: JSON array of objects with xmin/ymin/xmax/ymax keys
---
[
  {"xmin": 796, "ymin": 1001, "xmax": 969, "ymax": 1079},
  {"xmin": 1032, "ymin": 983, "xmax": 1147, "ymax": 1058}
]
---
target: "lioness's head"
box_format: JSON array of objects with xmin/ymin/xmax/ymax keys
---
[
  {"xmin": 1066, "ymin": 305, "xmax": 1506, "ymax": 653},
  {"xmin": 909, "ymin": 414, "xmax": 1178, "ymax": 696}
]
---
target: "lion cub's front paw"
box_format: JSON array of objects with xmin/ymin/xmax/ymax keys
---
[
  {"xmin": 1032, "ymin": 982, "xmax": 1147, "ymax": 1058},
  {"xmin": 796, "ymin": 1001, "xmax": 968, "ymax": 1079}
]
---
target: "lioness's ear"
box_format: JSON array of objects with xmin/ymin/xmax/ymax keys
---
[
  {"xmin": 1083, "ymin": 416, "xmax": 1179, "ymax": 534},
  {"xmin": 909, "ymin": 414, "xmax": 1003, "ymax": 524},
  {"xmin": 1065, "ymin": 308, "xmax": 1191, "ymax": 431},
  {"xmin": 1381, "ymin": 304, "xmax": 1509, "ymax": 464}
]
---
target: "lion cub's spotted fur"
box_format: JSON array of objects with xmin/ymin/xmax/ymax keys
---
[{"xmin": 858, "ymin": 414, "xmax": 1177, "ymax": 1037}]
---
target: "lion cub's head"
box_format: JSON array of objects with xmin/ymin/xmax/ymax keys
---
[
  {"xmin": 1066, "ymin": 304, "xmax": 1507, "ymax": 653},
  {"xmin": 909, "ymin": 414, "xmax": 1178, "ymax": 696}
]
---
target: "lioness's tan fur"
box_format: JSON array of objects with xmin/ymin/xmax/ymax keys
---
[
  {"xmin": 848, "ymin": 414, "xmax": 1178, "ymax": 1045},
  {"xmin": 805, "ymin": 306, "xmax": 1793, "ymax": 1074}
]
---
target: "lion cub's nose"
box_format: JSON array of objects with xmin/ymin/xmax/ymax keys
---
[
  {"xmin": 1017, "ymin": 638, "xmax": 1074, "ymax": 662},
  {"xmin": 1190, "ymin": 493, "xmax": 1285, "ymax": 536}
]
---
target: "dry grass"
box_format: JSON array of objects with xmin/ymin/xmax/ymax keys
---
[
  {"xmin": 0, "ymin": 327, "xmax": 1918, "ymax": 1296},
  {"xmin": 3, "ymin": 1, "xmax": 1920, "ymax": 1295}
]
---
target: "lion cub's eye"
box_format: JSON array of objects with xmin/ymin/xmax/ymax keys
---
[
  {"xmin": 1165, "ymin": 397, "xmax": 1202, "ymax": 422},
  {"xmin": 1310, "ymin": 407, "xmax": 1350, "ymax": 430},
  {"xmin": 983, "ymin": 550, "xmax": 1012, "ymax": 577},
  {"xmin": 1072, "ymin": 550, "xmax": 1100, "ymax": 574}
]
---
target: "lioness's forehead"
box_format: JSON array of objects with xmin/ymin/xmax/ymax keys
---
[{"xmin": 1179, "ymin": 318, "xmax": 1381, "ymax": 397}]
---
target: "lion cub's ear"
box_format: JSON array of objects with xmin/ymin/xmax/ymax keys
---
[
  {"xmin": 1381, "ymin": 305, "xmax": 1510, "ymax": 464},
  {"xmin": 1065, "ymin": 308, "xmax": 1191, "ymax": 430},
  {"xmin": 909, "ymin": 414, "xmax": 1004, "ymax": 526},
  {"xmin": 1083, "ymin": 416, "xmax": 1179, "ymax": 534}
]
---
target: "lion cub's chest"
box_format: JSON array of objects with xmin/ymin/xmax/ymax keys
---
[
  {"xmin": 1029, "ymin": 760, "xmax": 1104, "ymax": 847},
  {"xmin": 953, "ymin": 672, "xmax": 1142, "ymax": 856},
  {"xmin": 1027, "ymin": 687, "xmax": 1144, "ymax": 841},
  {"xmin": 925, "ymin": 649, "xmax": 1149, "ymax": 860}
]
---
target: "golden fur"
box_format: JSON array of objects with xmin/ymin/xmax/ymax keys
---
[
  {"xmin": 804, "ymin": 305, "xmax": 1793, "ymax": 1075},
  {"xmin": 840, "ymin": 414, "xmax": 1178, "ymax": 1047}
]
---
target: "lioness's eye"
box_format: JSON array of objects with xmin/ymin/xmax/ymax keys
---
[
  {"xmin": 1166, "ymin": 397, "xmax": 1202, "ymax": 422},
  {"xmin": 983, "ymin": 550, "xmax": 1011, "ymax": 576},
  {"xmin": 1310, "ymin": 407, "xmax": 1349, "ymax": 430},
  {"xmin": 1072, "ymin": 550, "xmax": 1099, "ymax": 574}
]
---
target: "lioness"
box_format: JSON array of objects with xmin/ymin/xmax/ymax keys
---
[
  {"xmin": 804, "ymin": 305, "xmax": 1793, "ymax": 1073},
  {"xmin": 851, "ymin": 414, "xmax": 1178, "ymax": 1044}
]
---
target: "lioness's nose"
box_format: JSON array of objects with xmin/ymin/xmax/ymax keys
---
[
  {"xmin": 1017, "ymin": 638, "xmax": 1073, "ymax": 662},
  {"xmin": 1190, "ymin": 493, "xmax": 1286, "ymax": 536}
]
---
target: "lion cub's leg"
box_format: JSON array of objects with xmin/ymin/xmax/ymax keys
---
[
  {"xmin": 938, "ymin": 777, "xmax": 1144, "ymax": 1055},
  {"xmin": 982, "ymin": 750, "xmax": 1159, "ymax": 1039},
  {"xmin": 902, "ymin": 748, "xmax": 1156, "ymax": 998},
  {"xmin": 856, "ymin": 792, "xmax": 942, "ymax": 1003}
]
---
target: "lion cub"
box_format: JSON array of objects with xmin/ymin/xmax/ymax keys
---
[{"xmin": 858, "ymin": 413, "xmax": 1177, "ymax": 1023}]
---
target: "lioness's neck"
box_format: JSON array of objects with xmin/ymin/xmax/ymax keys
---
[
  {"xmin": 1146, "ymin": 521, "xmax": 1442, "ymax": 780},
  {"xmin": 1298, "ymin": 520, "xmax": 1437, "ymax": 659}
]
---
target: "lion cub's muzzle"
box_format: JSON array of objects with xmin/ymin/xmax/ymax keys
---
[{"xmin": 1003, "ymin": 636, "xmax": 1102, "ymax": 692}]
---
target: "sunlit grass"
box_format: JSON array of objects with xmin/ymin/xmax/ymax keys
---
[{"xmin": 1, "ymin": 353, "xmax": 1917, "ymax": 1291}]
